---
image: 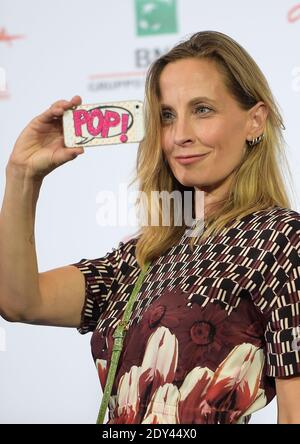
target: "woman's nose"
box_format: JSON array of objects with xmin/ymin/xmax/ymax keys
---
[{"xmin": 173, "ymin": 117, "xmax": 195, "ymax": 146}]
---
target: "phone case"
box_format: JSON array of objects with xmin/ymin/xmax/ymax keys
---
[{"xmin": 63, "ymin": 100, "xmax": 144, "ymax": 147}]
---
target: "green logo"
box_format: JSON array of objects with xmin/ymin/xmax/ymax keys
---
[{"xmin": 135, "ymin": 0, "xmax": 178, "ymax": 36}]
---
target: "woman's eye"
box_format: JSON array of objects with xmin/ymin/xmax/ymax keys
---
[
  {"xmin": 194, "ymin": 106, "xmax": 212, "ymax": 115},
  {"xmin": 161, "ymin": 111, "xmax": 174, "ymax": 122}
]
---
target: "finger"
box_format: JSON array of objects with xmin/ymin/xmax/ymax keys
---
[
  {"xmin": 50, "ymin": 96, "xmax": 81, "ymax": 111},
  {"xmin": 65, "ymin": 144, "xmax": 85, "ymax": 156},
  {"xmin": 36, "ymin": 107, "xmax": 64, "ymax": 124},
  {"xmin": 49, "ymin": 97, "xmax": 83, "ymax": 117},
  {"xmin": 50, "ymin": 99, "xmax": 77, "ymax": 112},
  {"xmin": 70, "ymin": 95, "xmax": 82, "ymax": 107}
]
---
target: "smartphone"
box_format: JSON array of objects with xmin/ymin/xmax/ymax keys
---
[{"xmin": 63, "ymin": 100, "xmax": 144, "ymax": 148}]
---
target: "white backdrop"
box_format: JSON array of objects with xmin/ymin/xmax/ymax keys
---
[{"xmin": 0, "ymin": 0, "xmax": 300, "ymax": 424}]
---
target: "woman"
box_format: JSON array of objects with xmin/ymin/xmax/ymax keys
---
[{"xmin": 1, "ymin": 31, "xmax": 300, "ymax": 424}]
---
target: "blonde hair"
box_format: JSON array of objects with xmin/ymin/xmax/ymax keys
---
[{"xmin": 129, "ymin": 30, "xmax": 295, "ymax": 269}]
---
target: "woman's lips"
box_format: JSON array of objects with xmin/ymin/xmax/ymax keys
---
[{"xmin": 175, "ymin": 153, "xmax": 209, "ymax": 165}]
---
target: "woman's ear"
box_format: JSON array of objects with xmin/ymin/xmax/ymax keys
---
[{"xmin": 246, "ymin": 101, "xmax": 268, "ymax": 142}]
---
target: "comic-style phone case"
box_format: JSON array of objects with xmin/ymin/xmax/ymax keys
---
[{"xmin": 63, "ymin": 100, "xmax": 144, "ymax": 147}]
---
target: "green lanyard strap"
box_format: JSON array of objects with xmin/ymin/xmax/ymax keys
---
[{"xmin": 96, "ymin": 260, "xmax": 151, "ymax": 424}]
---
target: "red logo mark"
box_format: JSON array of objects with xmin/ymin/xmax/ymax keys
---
[{"xmin": 0, "ymin": 27, "xmax": 25, "ymax": 45}]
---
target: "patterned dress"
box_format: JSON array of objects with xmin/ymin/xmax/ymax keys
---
[{"xmin": 70, "ymin": 206, "xmax": 300, "ymax": 424}]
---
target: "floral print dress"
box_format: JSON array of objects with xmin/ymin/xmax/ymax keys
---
[{"xmin": 70, "ymin": 206, "xmax": 300, "ymax": 424}]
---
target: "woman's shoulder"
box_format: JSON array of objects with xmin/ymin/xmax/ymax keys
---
[
  {"xmin": 234, "ymin": 205, "xmax": 300, "ymax": 244},
  {"xmin": 229, "ymin": 206, "xmax": 300, "ymax": 234},
  {"xmin": 267, "ymin": 206, "xmax": 300, "ymax": 229},
  {"xmin": 255, "ymin": 206, "xmax": 300, "ymax": 249}
]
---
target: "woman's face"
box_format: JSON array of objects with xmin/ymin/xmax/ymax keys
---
[{"xmin": 159, "ymin": 57, "xmax": 266, "ymax": 205}]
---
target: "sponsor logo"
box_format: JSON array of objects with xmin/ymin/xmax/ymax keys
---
[
  {"xmin": 87, "ymin": 46, "xmax": 169, "ymax": 92},
  {"xmin": 135, "ymin": 0, "xmax": 178, "ymax": 36}
]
